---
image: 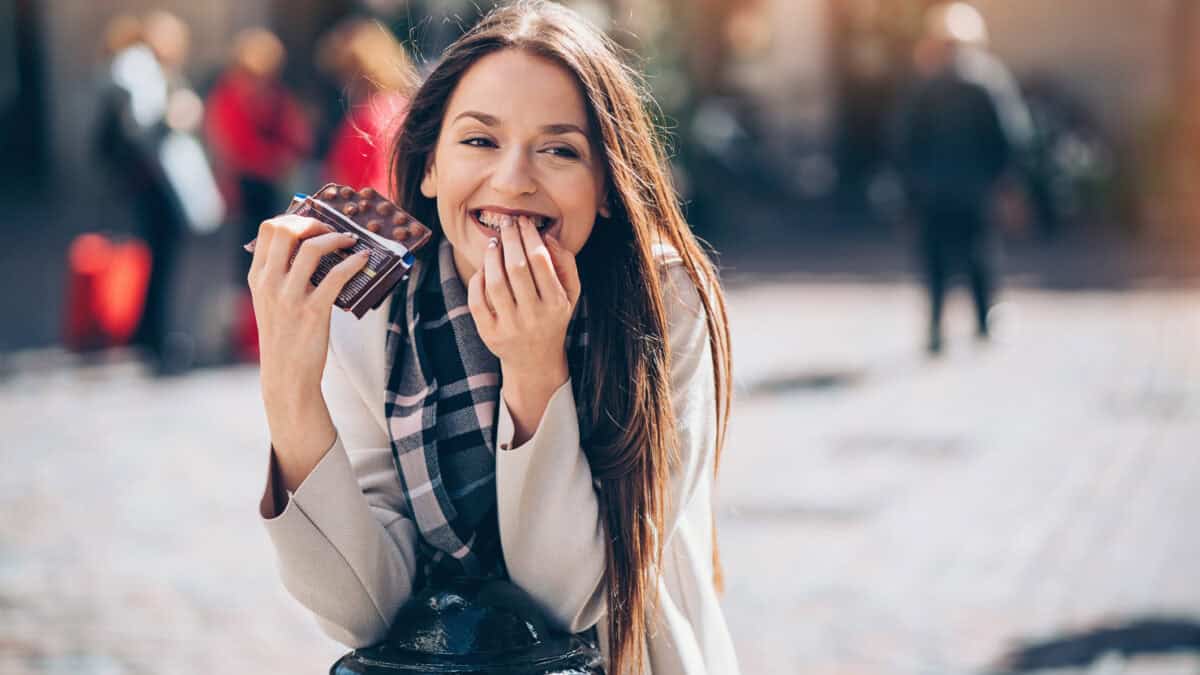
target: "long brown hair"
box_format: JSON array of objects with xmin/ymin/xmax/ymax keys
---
[{"xmin": 390, "ymin": 3, "xmax": 732, "ymax": 673}]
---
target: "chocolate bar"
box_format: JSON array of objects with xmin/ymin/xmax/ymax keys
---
[{"xmin": 243, "ymin": 184, "xmax": 433, "ymax": 319}]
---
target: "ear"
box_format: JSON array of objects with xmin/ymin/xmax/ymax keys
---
[
  {"xmin": 420, "ymin": 160, "xmax": 437, "ymax": 199},
  {"xmin": 598, "ymin": 190, "xmax": 611, "ymax": 218}
]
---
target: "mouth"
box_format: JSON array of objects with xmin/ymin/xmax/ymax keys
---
[{"xmin": 470, "ymin": 209, "xmax": 558, "ymax": 236}]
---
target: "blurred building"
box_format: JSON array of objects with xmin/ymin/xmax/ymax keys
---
[
  {"xmin": 0, "ymin": 0, "xmax": 277, "ymax": 354},
  {"xmin": 979, "ymin": 1, "xmax": 1184, "ymax": 139},
  {"xmin": 5, "ymin": 0, "xmax": 1194, "ymax": 204},
  {"xmin": 632, "ymin": 0, "xmax": 1197, "ymax": 223},
  {"xmin": 1, "ymin": 0, "xmax": 1197, "ymax": 353},
  {"xmin": 29, "ymin": 1, "xmax": 272, "ymax": 195}
]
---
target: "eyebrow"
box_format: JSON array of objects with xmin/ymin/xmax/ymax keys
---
[{"xmin": 453, "ymin": 110, "xmax": 588, "ymax": 137}]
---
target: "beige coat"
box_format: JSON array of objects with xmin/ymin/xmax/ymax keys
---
[{"xmin": 258, "ymin": 255, "xmax": 740, "ymax": 674}]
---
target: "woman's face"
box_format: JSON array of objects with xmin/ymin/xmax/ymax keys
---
[{"xmin": 421, "ymin": 49, "xmax": 609, "ymax": 282}]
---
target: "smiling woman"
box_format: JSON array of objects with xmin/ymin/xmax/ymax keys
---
[
  {"xmin": 421, "ymin": 50, "xmax": 608, "ymax": 284},
  {"xmin": 250, "ymin": 2, "xmax": 737, "ymax": 674}
]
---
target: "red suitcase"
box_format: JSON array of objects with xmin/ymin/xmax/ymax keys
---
[{"xmin": 64, "ymin": 233, "xmax": 151, "ymax": 352}]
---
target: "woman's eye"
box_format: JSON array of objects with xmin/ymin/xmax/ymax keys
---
[
  {"xmin": 545, "ymin": 146, "xmax": 579, "ymax": 159},
  {"xmin": 462, "ymin": 137, "xmax": 496, "ymax": 148}
]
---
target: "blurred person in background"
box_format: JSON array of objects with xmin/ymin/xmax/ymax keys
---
[
  {"xmin": 205, "ymin": 28, "xmax": 312, "ymax": 285},
  {"xmin": 892, "ymin": 2, "xmax": 1032, "ymax": 355},
  {"xmin": 318, "ymin": 19, "xmax": 416, "ymax": 195},
  {"xmin": 93, "ymin": 14, "xmax": 152, "ymax": 208},
  {"xmin": 91, "ymin": 10, "xmax": 201, "ymax": 374}
]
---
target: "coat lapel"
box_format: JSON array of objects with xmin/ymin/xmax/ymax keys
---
[{"xmin": 328, "ymin": 293, "xmax": 393, "ymax": 433}]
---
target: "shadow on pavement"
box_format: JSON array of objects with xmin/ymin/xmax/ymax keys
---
[
  {"xmin": 743, "ymin": 368, "xmax": 866, "ymax": 397},
  {"xmin": 988, "ymin": 617, "xmax": 1200, "ymax": 672}
]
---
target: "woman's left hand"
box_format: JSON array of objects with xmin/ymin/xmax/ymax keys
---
[{"xmin": 467, "ymin": 214, "xmax": 581, "ymax": 393}]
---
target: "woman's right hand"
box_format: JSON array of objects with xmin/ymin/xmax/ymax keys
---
[{"xmin": 247, "ymin": 215, "xmax": 370, "ymax": 456}]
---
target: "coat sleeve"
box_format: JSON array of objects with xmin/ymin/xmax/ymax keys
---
[
  {"xmin": 495, "ymin": 262, "xmax": 719, "ymax": 634},
  {"xmin": 258, "ymin": 342, "xmax": 419, "ymax": 648}
]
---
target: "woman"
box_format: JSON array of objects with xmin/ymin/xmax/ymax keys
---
[
  {"xmin": 251, "ymin": 2, "xmax": 737, "ymax": 673},
  {"xmin": 205, "ymin": 28, "xmax": 311, "ymax": 278},
  {"xmin": 319, "ymin": 18, "xmax": 416, "ymax": 194}
]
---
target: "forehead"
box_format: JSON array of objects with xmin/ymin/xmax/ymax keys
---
[{"xmin": 444, "ymin": 49, "xmax": 590, "ymax": 131}]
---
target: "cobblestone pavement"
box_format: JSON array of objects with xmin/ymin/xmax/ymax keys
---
[{"xmin": 1, "ymin": 280, "xmax": 1198, "ymax": 674}]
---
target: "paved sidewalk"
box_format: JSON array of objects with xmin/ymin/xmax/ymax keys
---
[
  {"xmin": 0, "ymin": 280, "xmax": 1197, "ymax": 674},
  {"xmin": 718, "ymin": 282, "xmax": 1200, "ymax": 674}
]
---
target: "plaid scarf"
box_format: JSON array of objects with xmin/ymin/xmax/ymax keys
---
[{"xmin": 384, "ymin": 237, "xmax": 589, "ymax": 587}]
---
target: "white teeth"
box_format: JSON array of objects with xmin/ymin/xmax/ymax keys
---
[{"xmin": 475, "ymin": 210, "xmax": 552, "ymax": 230}]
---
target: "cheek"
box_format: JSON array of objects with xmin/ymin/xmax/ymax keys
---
[
  {"xmin": 431, "ymin": 158, "xmax": 471, "ymax": 239},
  {"xmin": 557, "ymin": 177, "xmax": 602, "ymax": 253},
  {"xmin": 462, "ymin": 247, "xmax": 485, "ymax": 275},
  {"xmin": 436, "ymin": 198, "xmax": 486, "ymax": 274},
  {"xmin": 563, "ymin": 218, "xmax": 595, "ymax": 255}
]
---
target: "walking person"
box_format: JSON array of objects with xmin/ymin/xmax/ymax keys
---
[
  {"xmin": 892, "ymin": 2, "xmax": 1031, "ymax": 354},
  {"xmin": 205, "ymin": 28, "xmax": 311, "ymax": 363},
  {"xmin": 204, "ymin": 28, "xmax": 312, "ymax": 285},
  {"xmin": 248, "ymin": 2, "xmax": 738, "ymax": 673},
  {"xmin": 92, "ymin": 11, "xmax": 199, "ymax": 374},
  {"xmin": 318, "ymin": 18, "xmax": 416, "ymax": 195}
]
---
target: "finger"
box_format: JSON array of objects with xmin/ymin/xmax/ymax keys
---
[
  {"xmin": 478, "ymin": 258, "xmax": 496, "ymax": 315},
  {"xmin": 310, "ymin": 247, "xmax": 371, "ymax": 307},
  {"xmin": 544, "ymin": 234, "xmax": 581, "ymax": 306},
  {"xmin": 501, "ymin": 215, "xmax": 539, "ymax": 304},
  {"xmin": 263, "ymin": 215, "xmax": 336, "ymax": 278},
  {"xmin": 467, "ymin": 270, "xmax": 495, "ymax": 329},
  {"xmin": 483, "ymin": 235, "xmax": 515, "ymax": 315},
  {"xmin": 282, "ymin": 231, "xmax": 361, "ymax": 298},
  {"xmin": 247, "ymin": 220, "xmax": 275, "ymax": 285},
  {"xmin": 518, "ymin": 215, "xmax": 559, "ymax": 300}
]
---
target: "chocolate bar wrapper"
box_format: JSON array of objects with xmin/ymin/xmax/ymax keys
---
[{"xmin": 243, "ymin": 186, "xmax": 432, "ymax": 319}]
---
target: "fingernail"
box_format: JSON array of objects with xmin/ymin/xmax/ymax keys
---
[
  {"xmin": 488, "ymin": 237, "xmax": 499, "ymax": 248},
  {"xmin": 358, "ymin": 249, "xmax": 370, "ymax": 257},
  {"xmin": 498, "ymin": 215, "xmax": 513, "ymax": 229},
  {"xmin": 343, "ymin": 232, "xmax": 358, "ymax": 239}
]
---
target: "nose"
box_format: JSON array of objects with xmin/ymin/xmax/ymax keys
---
[{"xmin": 489, "ymin": 145, "xmax": 537, "ymax": 196}]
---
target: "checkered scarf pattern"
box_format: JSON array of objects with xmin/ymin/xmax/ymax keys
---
[{"xmin": 384, "ymin": 237, "xmax": 589, "ymax": 586}]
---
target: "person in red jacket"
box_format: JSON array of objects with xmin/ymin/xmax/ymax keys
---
[
  {"xmin": 318, "ymin": 19, "xmax": 417, "ymax": 196},
  {"xmin": 205, "ymin": 28, "xmax": 312, "ymax": 283}
]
